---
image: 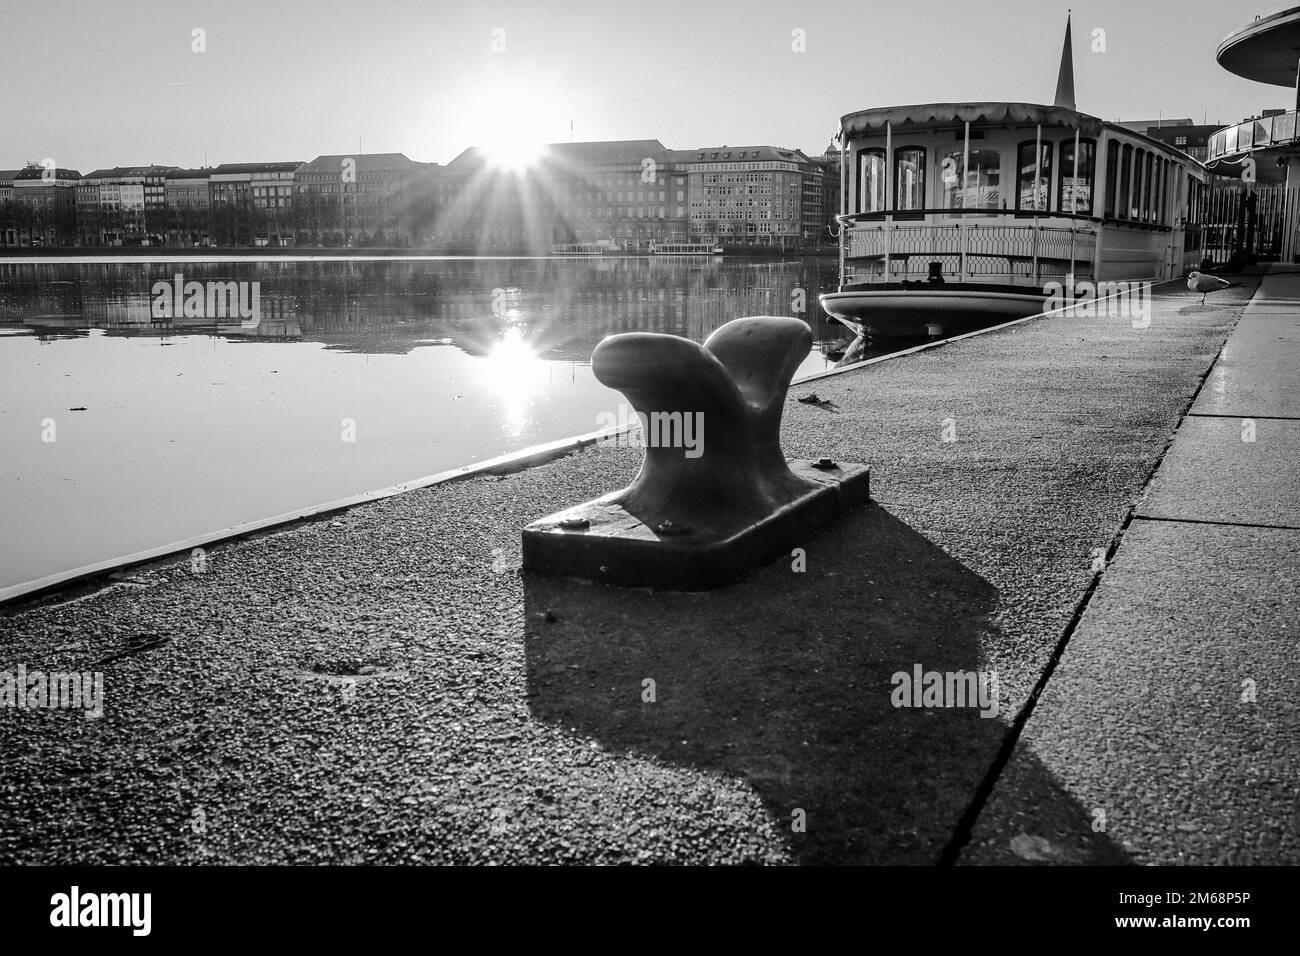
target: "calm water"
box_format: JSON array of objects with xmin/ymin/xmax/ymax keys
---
[{"xmin": 0, "ymin": 255, "xmax": 874, "ymax": 593}]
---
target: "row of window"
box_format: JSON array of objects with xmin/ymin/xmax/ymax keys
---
[
  {"xmin": 563, "ymin": 207, "xmax": 674, "ymax": 219},
  {"xmin": 692, "ymin": 199, "xmax": 795, "ymax": 208},
  {"xmin": 1102, "ymin": 141, "xmax": 1176, "ymax": 225},
  {"xmin": 690, "ymin": 162, "xmax": 801, "ymax": 173},
  {"xmin": 856, "ymin": 137, "xmax": 1179, "ymax": 224},
  {"xmin": 857, "ymin": 140, "xmax": 1097, "ymax": 216},
  {"xmin": 689, "ymin": 210, "xmax": 795, "ymax": 221}
]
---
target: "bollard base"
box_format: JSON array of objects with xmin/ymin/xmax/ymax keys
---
[{"xmin": 522, "ymin": 461, "xmax": 870, "ymax": 591}]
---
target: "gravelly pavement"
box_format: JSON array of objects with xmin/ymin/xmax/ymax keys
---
[{"xmin": 0, "ymin": 275, "xmax": 1255, "ymax": 864}]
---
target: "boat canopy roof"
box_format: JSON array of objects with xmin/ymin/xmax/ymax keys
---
[{"xmin": 840, "ymin": 102, "xmax": 1104, "ymax": 137}]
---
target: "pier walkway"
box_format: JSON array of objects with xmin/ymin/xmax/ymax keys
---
[{"xmin": 1, "ymin": 268, "xmax": 1294, "ymax": 865}]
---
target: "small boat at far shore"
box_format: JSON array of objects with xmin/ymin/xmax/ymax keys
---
[
  {"xmin": 820, "ymin": 14, "xmax": 1208, "ymax": 339},
  {"xmin": 550, "ymin": 243, "xmax": 604, "ymax": 256},
  {"xmin": 650, "ymin": 242, "xmax": 724, "ymax": 256}
]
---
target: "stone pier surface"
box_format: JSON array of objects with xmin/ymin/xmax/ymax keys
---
[
  {"xmin": 1, "ymin": 269, "xmax": 1293, "ymax": 865},
  {"xmin": 962, "ymin": 271, "xmax": 1300, "ymax": 866}
]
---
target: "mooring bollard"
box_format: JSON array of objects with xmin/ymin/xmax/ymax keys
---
[{"xmin": 521, "ymin": 316, "xmax": 870, "ymax": 589}]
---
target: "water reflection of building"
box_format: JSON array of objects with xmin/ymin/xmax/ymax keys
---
[{"xmin": 0, "ymin": 258, "xmax": 841, "ymax": 358}]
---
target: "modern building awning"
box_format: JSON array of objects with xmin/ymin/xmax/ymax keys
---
[
  {"xmin": 840, "ymin": 102, "xmax": 1104, "ymax": 137},
  {"xmin": 1216, "ymin": 6, "xmax": 1300, "ymax": 87}
]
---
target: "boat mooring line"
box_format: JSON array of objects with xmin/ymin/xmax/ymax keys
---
[
  {"xmin": 0, "ymin": 422, "xmax": 638, "ymax": 609},
  {"xmin": 935, "ymin": 280, "xmax": 1251, "ymax": 865}
]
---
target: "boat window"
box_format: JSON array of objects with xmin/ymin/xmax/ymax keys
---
[
  {"xmin": 1150, "ymin": 156, "xmax": 1162, "ymax": 223},
  {"xmin": 1129, "ymin": 148, "xmax": 1144, "ymax": 219},
  {"xmin": 1133, "ymin": 150, "xmax": 1145, "ymax": 221},
  {"xmin": 1118, "ymin": 144, "xmax": 1132, "ymax": 220},
  {"xmin": 943, "ymin": 149, "xmax": 1001, "ymax": 209},
  {"xmin": 1104, "ymin": 140, "xmax": 1120, "ymax": 218},
  {"xmin": 1157, "ymin": 159, "xmax": 1168, "ymax": 224},
  {"xmin": 1140, "ymin": 151, "xmax": 1153, "ymax": 222},
  {"xmin": 1057, "ymin": 138, "xmax": 1095, "ymax": 214},
  {"xmin": 893, "ymin": 147, "xmax": 926, "ymax": 216},
  {"xmin": 857, "ymin": 148, "xmax": 886, "ymax": 213},
  {"xmin": 1016, "ymin": 141, "xmax": 1051, "ymax": 211}
]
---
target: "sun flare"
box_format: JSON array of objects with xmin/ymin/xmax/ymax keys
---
[
  {"xmin": 482, "ymin": 138, "xmax": 548, "ymax": 173},
  {"xmin": 443, "ymin": 71, "xmax": 567, "ymax": 174}
]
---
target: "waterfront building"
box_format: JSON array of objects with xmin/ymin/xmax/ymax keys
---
[
  {"xmin": 76, "ymin": 166, "xmax": 175, "ymax": 245},
  {"xmin": 294, "ymin": 153, "xmax": 424, "ymax": 247},
  {"xmin": 1132, "ymin": 124, "xmax": 1223, "ymax": 163},
  {"xmin": 810, "ymin": 144, "xmax": 842, "ymax": 243},
  {"xmin": 1118, "ymin": 118, "xmax": 1195, "ymax": 136},
  {"xmin": 209, "ymin": 162, "xmax": 303, "ymax": 246},
  {"xmin": 669, "ymin": 145, "xmax": 819, "ymax": 248},
  {"xmin": 545, "ymin": 140, "xmax": 689, "ymax": 252},
  {"xmin": 0, "ymin": 170, "xmax": 23, "ymax": 246},
  {"xmin": 801, "ymin": 161, "xmax": 825, "ymax": 242},
  {"xmin": 11, "ymin": 163, "xmax": 81, "ymax": 247},
  {"xmin": 430, "ymin": 140, "xmax": 688, "ymax": 254},
  {"xmin": 163, "ymin": 168, "xmax": 213, "ymax": 246}
]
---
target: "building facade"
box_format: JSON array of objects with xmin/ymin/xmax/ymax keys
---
[
  {"xmin": 163, "ymin": 168, "xmax": 213, "ymax": 246},
  {"xmin": 0, "ymin": 170, "xmax": 22, "ymax": 246},
  {"xmin": 670, "ymin": 145, "xmax": 818, "ymax": 247},
  {"xmin": 209, "ymin": 162, "xmax": 302, "ymax": 246},
  {"xmin": 1124, "ymin": 123, "xmax": 1222, "ymax": 162},
  {"xmin": 294, "ymin": 153, "xmax": 424, "ymax": 247},
  {"xmin": 11, "ymin": 164, "xmax": 81, "ymax": 246},
  {"xmin": 427, "ymin": 140, "xmax": 689, "ymax": 253},
  {"xmin": 76, "ymin": 166, "xmax": 175, "ymax": 245}
]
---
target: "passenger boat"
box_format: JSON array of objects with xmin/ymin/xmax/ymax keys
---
[
  {"xmin": 650, "ymin": 242, "xmax": 724, "ymax": 256},
  {"xmin": 821, "ymin": 16, "xmax": 1209, "ymax": 339},
  {"xmin": 550, "ymin": 242, "xmax": 607, "ymax": 256}
]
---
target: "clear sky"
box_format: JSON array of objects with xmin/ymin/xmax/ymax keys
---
[{"xmin": 0, "ymin": 0, "xmax": 1284, "ymax": 172}]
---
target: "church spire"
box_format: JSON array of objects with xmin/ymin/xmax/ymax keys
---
[{"xmin": 1054, "ymin": 11, "xmax": 1076, "ymax": 111}]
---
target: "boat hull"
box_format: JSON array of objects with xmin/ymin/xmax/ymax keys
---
[{"xmin": 819, "ymin": 284, "xmax": 1048, "ymax": 339}]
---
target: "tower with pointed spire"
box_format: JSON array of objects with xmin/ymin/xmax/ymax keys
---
[{"xmin": 1054, "ymin": 11, "xmax": 1076, "ymax": 110}]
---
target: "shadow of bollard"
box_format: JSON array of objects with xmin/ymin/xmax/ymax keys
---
[{"xmin": 522, "ymin": 502, "xmax": 1134, "ymax": 865}]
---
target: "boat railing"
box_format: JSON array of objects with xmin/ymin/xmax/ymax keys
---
[
  {"xmin": 843, "ymin": 220, "xmax": 1096, "ymax": 284},
  {"xmin": 1207, "ymin": 110, "xmax": 1299, "ymax": 163}
]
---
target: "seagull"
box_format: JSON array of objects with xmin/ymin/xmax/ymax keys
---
[{"xmin": 1187, "ymin": 271, "xmax": 1239, "ymax": 305}]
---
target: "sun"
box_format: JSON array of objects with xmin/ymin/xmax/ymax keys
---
[
  {"xmin": 482, "ymin": 138, "xmax": 549, "ymax": 173},
  {"xmin": 436, "ymin": 69, "xmax": 568, "ymax": 174}
]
